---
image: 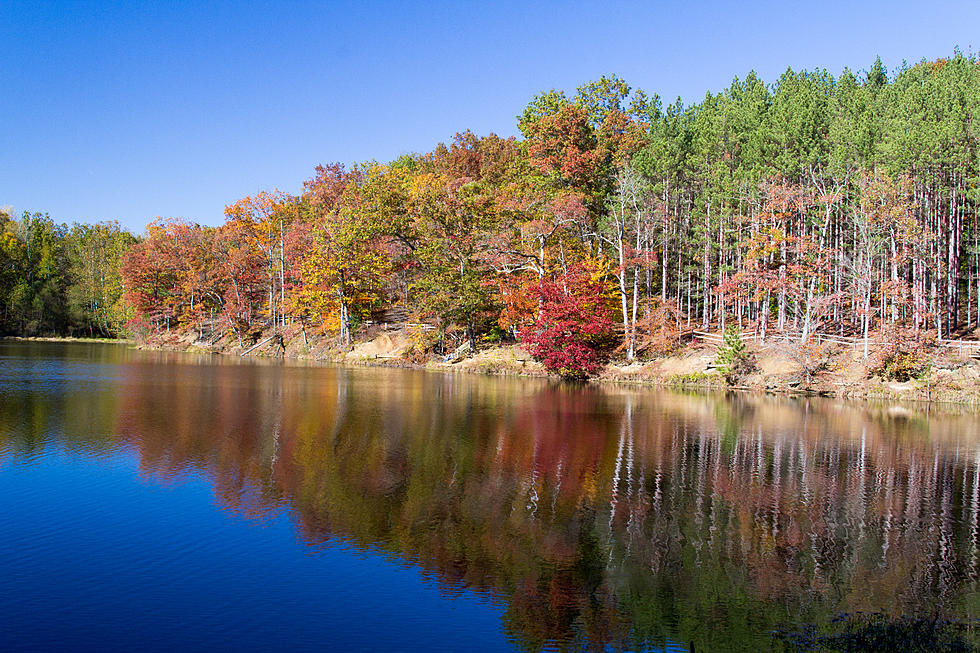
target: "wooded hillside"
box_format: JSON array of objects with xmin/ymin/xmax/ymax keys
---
[{"xmin": 7, "ymin": 54, "xmax": 980, "ymax": 372}]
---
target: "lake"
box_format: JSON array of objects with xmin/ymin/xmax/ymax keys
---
[{"xmin": 2, "ymin": 341, "xmax": 980, "ymax": 651}]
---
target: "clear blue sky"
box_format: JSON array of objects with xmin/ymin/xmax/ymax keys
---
[{"xmin": 1, "ymin": 1, "xmax": 977, "ymax": 232}]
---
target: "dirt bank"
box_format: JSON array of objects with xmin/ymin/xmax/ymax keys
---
[{"xmin": 136, "ymin": 326, "xmax": 980, "ymax": 407}]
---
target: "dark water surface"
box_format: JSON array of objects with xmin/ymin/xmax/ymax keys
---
[{"xmin": 3, "ymin": 341, "xmax": 980, "ymax": 651}]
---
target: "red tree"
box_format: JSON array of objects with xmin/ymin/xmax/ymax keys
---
[{"xmin": 520, "ymin": 265, "xmax": 616, "ymax": 380}]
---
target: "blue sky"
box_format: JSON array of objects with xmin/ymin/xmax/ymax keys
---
[{"xmin": 1, "ymin": 1, "xmax": 977, "ymax": 231}]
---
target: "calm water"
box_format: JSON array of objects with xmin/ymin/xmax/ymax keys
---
[{"xmin": 3, "ymin": 342, "xmax": 980, "ymax": 651}]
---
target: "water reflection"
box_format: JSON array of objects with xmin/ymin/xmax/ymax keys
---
[{"xmin": 3, "ymin": 342, "xmax": 980, "ymax": 651}]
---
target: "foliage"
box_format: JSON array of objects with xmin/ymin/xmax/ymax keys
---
[
  {"xmin": 296, "ymin": 175, "xmax": 390, "ymax": 344},
  {"xmin": 787, "ymin": 340, "xmax": 832, "ymax": 388},
  {"xmin": 715, "ymin": 325, "xmax": 751, "ymax": 385},
  {"xmin": 635, "ymin": 297, "xmax": 682, "ymax": 356},
  {"xmin": 867, "ymin": 328, "xmax": 934, "ymax": 382},
  {"xmin": 0, "ymin": 210, "xmax": 136, "ymax": 336},
  {"xmin": 15, "ymin": 52, "xmax": 980, "ymax": 362},
  {"xmin": 405, "ymin": 323, "xmax": 439, "ymax": 362},
  {"xmin": 519, "ymin": 264, "xmax": 616, "ymax": 380}
]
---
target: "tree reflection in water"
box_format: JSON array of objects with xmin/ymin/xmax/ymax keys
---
[{"xmin": 3, "ymin": 345, "xmax": 980, "ymax": 651}]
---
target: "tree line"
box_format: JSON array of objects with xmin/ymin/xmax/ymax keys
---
[
  {"xmin": 8, "ymin": 53, "xmax": 980, "ymax": 373},
  {"xmin": 0, "ymin": 210, "xmax": 136, "ymax": 336}
]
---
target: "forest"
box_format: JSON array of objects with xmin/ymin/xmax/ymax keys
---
[
  {"xmin": 4, "ymin": 53, "xmax": 980, "ymax": 378},
  {"xmin": 0, "ymin": 211, "xmax": 135, "ymax": 337}
]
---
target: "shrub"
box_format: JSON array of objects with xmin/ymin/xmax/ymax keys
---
[
  {"xmin": 636, "ymin": 298, "xmax": 682, "ymax": 357},
  {"xmin": 715, "ymin": 325, "xmax": 751, "ymax": 385},
  {"xmin": 667, "ymin": 372, "xmax": 719, "ymax": 387},
  {"xmin": 788, "ymin": 340, "xmax": 832, "ymax": 387},
  {"xmin": 124, "ymin": 317, "xmax": 153, "ymax": 345},
  {"xmin": 867, "ymin": 328, "xmax": 933, "ymax": 382},
  {"xmin": 406, "ymin": 323, "xmax": 439, "ymax": 363},
  {"xmin": 520, "ymin": 265, "xmax": 616, "ymax": 381}
]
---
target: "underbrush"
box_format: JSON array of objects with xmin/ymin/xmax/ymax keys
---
[
  {"xmin": 667, "ymin": 371, "xmax": 723, "ymax": 387},
  {"xmin": 867, "ymin": 328, "xmax": 935, "ymax": 382}
]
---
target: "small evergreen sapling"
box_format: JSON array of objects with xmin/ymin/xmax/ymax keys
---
[{"xmin": 715, "ymin": 325, "xmax": 750, "ymax": 385}]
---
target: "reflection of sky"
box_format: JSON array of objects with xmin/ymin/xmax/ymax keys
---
[{"xmin": 0, "ymin": 450, "xmax": 511, "ymax": 652}]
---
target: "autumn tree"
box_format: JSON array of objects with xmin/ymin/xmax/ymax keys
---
[
  {"xmin": 297, "ymin": 165, "xmax": 390, "ymax": 344},
  {"xmin": 105, "ymin": 56, "xmax": 980, "ymax": 364},
  {"xmin": 65, "ymin": 222, "xmax": 137, "ymax": 336},
  {"xmin": 408, "ymin": 133, "xmax": 511, "ymax": 349},
  {"xmin": 223, "ymin": 190, "xmax": 293, "ymax": 330},
  {"xmin": 520, "ymin": 264, "xmax": 616, "ymax": 380},
  {"xmin": 120, "ymin": 218, "xmax": 186, "ymax": 332}
]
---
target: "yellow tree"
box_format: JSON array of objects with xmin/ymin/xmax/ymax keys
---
[
  {"xmin": 223, "ymin": 190, "xmax": 293, "ymax": 330},
  {"xmin": 297, "ymin": 183, "xmax": 390, "ymax": 345}
]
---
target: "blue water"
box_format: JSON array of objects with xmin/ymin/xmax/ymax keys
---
[{"xmin": 0, "ymin": 344, "xmax": 512, "ymax": 652}]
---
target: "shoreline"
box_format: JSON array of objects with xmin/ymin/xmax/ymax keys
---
[
  {"xmin": 2, "ymin": 335, "xmax": 135, "ymax": 344},
  {"xmin": 143, "ymin": 328, "xmax": 980, "ymax": 409},
  {"xmin": 7, "ymin": 332, "xmax": 978, "ymax": 409}
]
